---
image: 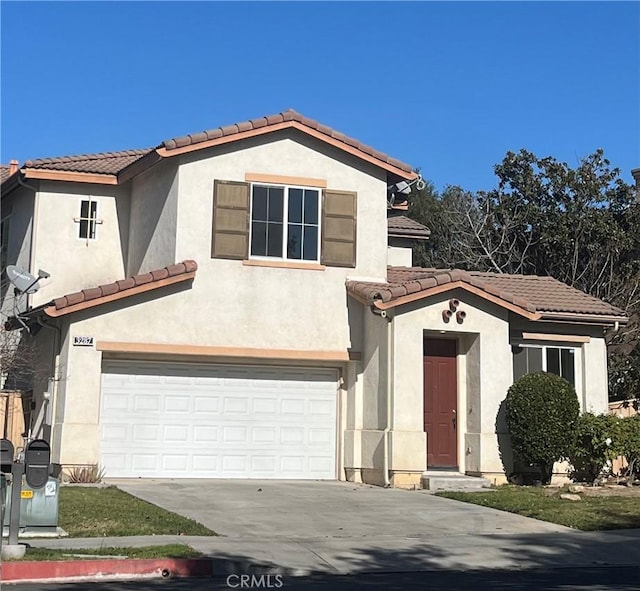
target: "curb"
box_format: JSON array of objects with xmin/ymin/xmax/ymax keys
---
[{"xmin": 0, "ymin": 558, "xmax": 214, "ymax": 583}]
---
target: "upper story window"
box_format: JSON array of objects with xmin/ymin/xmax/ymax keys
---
[
  {"xmin": 512, "ymin": 344, "xmax": 576, "ymax": 386},
  {"xmin": 250, "ymin": 184, "xmax": 320, "ymax": 261},
  {"xmin": 211, "ymin": 178, "xmax": 357, "ymax": 268},
  {"xmin": 76, "ymin": 199, "xmax": 100, "ymax": 240}
]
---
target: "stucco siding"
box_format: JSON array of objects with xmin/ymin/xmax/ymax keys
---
[
  {"xmin": 127, "ymin": 162, "xmax": 179, "ymax": 275},
  {"xmin": 30, "ymin": 181, "xmax": 130, "ymax": 308},
  {"xmin": 1, "ymin": 186, "xmax": 35, "ymax": 316},
  {"xmin": 393, "ymin": 290, "xmax": 512, "ymax": 474}
]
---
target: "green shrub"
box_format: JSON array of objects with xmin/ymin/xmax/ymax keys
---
[
  {"xmin": 618, "ymin": 415, "xmax": 640, "ymax": 479},
  {"xmin": 568, "ymin": 413, "xmax": 620, "ymax": 483},
  {"xmin": 505, "ymin": 372, "xmax": 580, "ymax": 484}
]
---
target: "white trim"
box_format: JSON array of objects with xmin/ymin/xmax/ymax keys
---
[
  {"xmin": 513, "ymin": 342, "xmax": 578, "ymax": 386},
  {"xmin": 249, "ymin": 182, "xmax": 321, "ymax": 263}
]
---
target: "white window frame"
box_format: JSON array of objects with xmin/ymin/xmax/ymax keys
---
[
  {"xmin": 248, "ymin": 183, "xmax": 321, "ymax": 263},
  {"xmin": 75, "ymin": 198, "xmax": 101, "ymax": 242},
  {"xmin": 513, "ymin": 342, "xmax": 578, "ymax": 385}
]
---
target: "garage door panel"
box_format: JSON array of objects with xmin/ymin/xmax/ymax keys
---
[{"xmin": 100, "ymin": 362, "xmax": 337, "ymax": 479}]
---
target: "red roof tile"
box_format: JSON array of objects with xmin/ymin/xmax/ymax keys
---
[
  {"xmin": 347, "ymin": 266, "xmax": 627, "ymax": 323},
  {"xmin": 24, "ymin": 149, "xmax": 152, "ymax": 176},
  {"xmin": 0, "ymin": 165, "xmax": 11, "ymax": 184},
  {"xmin": 387, "ymin": 215, "xmax": 431, "ymax": 239},
  {"xmin": 50, "ymin": 260, "xmax": 197, "ymax": 312},
  {"xmin": 4, "ymin": 110, "xmax": 416, "ymax": 186},
  {"xmin": 162, "ymin": 109, "xmax": 415, "ymax": 174}
]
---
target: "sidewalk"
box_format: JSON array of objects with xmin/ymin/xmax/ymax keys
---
[{"xmin": 16, "ymin": 527, "xmax": 640, "ymax": 577}]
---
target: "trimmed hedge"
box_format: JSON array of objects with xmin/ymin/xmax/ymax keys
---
[{"xmin": 505, "ymin": 372, "xmax": 580, "ymax": 484}]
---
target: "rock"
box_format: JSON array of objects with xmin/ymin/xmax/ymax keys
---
[
  {"xmin": 560, "ymin": 493, "xmax": 582, "ymax": 501},
  {"xmin": 568, "ymin": 485, "xmax": 585, "ymax": 493}
]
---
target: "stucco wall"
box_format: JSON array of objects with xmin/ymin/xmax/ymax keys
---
[
  {"xmin": 127, "ymin": 162, "xmax": 179, "ymax": 275},
  {"xmin": 387, "ymin": 246, "xmax": 412, "ymax": 267},
  {"xmin": 393, "ymin": 290, "xmax": 512, "ymax": 475},
  {"xmin": 30, "ymin": 181, "xmax": 130, "ymax": 308},
  {"xmin": 1, "ymin": 185, "xmax": 35, "ymax": 317}
]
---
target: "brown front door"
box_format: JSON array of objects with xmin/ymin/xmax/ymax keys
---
[{"xmin": 423, "ymin": 338, "xmax": 458, "ymax": 468}]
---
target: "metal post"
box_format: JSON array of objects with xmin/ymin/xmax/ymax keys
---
[
  {"xmin": 8, "ymin": 462, "xmax": 24, "ymax": 545},
  {"xmin": 0, "ymin": 473, "xmax": 6, "ymax": 552}
]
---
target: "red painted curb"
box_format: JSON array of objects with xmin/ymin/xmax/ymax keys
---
[{"xmin": 1, "ymin": 558, "xmax": 213, "ymax": 582}]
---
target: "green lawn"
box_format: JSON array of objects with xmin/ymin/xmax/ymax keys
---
[
  {"xmin": 59, "ymin": 486, "xmax": 216, "ymax": 537},
  {"xmin": 436, "ymin": 486, "xmax": 640, "ymax": 530},
  {"xmin": 10, "ymin": 544, "xmax": 203, "ymax": 562}
]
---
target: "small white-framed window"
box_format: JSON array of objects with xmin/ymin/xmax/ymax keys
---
[
  {"xmin": 75, "ymin": 199, "xmax": 100, "ymax": 240},
  {"xmin": 512, "ymin": 344, "xmax": 576, "ymax": 386},
  {"xmin": 249, "ymin": 184, "xmax": 320, "ymax": 262}
]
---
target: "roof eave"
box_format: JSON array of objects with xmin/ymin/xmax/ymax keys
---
[
  {"xmin": 157, "ymin": 120, "xmax": 418, "ymax": 181},
  {"xmin": 538, "ymin": 312, "xmax": 629, "ymax": 327},
  {"xmin": 388, "ymin": 232, "xmax": 431, "ymax": 240},
  {"xmin": 361, "ymin": 281, "xmax": 542, "ymax": 320}
]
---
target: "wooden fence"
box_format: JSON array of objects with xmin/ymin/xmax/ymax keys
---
[
  {"xmin": 0, "ymin": 391, "xmax": 31, "ymax": 452},
  {"xmin": 608, "ymin": 398, "xmax": 639, "ymax": 475}
]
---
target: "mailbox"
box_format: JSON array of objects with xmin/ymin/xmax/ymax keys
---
[
  {"xmin": 0, "ymin": 439, "xmax": 14, "ymax": 474},
  {"xmin": 25, "ymin": 439, "xmax": 50, "ymax": 489}
]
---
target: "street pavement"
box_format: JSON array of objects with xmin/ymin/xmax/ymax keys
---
[{"xmin": 5, "ymin": 566, "xmax": 640, "ymax": 590}]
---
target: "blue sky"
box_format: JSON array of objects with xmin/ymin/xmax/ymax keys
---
[{"xmin": 1, "ymin": 1, "xmax": 638, "ymax": 192}]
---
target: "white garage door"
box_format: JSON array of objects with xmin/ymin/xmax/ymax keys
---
[{"xmin": 100, "ymin": 361, "xmax": 338, "ymax": 479}]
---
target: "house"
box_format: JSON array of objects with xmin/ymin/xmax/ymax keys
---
[{"xmin": 0, "ymin": 110, "xmax": 628, "ymax": 487}]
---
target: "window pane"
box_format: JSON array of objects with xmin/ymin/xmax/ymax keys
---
[
  {"xmin": 252, "ymin": 186, "xmax": 268, "ymax": 221},
  {"xmin": 288, "ymin": 189, "xmax": 303, "ymax": 223},
  {"xmin": 546, "ymin": 347, "xmax": 560, "ymax": 376},
  {"xmin": 302, "ymin": 225, "xmax": 318, "ymax": 260},
  {"xmin": 303, "ymin": 190, "xmax": 319, "ymax": 224},
  {"xmin": 267, "ymin": 222, "xmax": 283, "ymax": 257},
  {"xmin": 561, "ymin": 349, "xmax": 575, "ymax": 386},
  {"xmin": 287, "ymin": 224, "xmax": 302, "ymax": 259},
  {"xmin": 251, "ymin": 222, "xmax": 267, "ymax": 256},
  {"xmin": 80, "ymin": 200, "xmax": 90, "ymax": 219},
  {"xmin": 79, "ymin": 220, "xmax": 89, "ymax": 239},
  {"xmin": 268, "ymin": 187, "xmax": 284, "ymax": 222},
  {"xmin": 89, "ymin": 202, "xmax": 98, "ymax": 238},
  {"xmin": 512, "ymin": 346, "xmax": 527, "ymax": 381},
  {"xmin": 528, "ymin": 347, "xmax": 543, "ymax": 373}
]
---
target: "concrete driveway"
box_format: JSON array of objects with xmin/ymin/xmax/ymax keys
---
[{"xmin": 111, "ymin": 479, "xmax": 565, "ymax": 540}]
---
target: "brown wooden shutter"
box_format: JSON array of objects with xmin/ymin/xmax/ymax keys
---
[
  {"xmin": 321, "ymin": 190, "xmax": 357, "ymax": 268},
  {"xmin": 211, "ymin": 180, "xmax": 250, "ymax": 259}
]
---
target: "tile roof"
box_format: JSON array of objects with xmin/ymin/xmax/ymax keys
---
[
  {"xmin": 347, "ymin": 266, "xmax": 627, "ymax": 322},
  {"xmin": 4, "ymin": 110, "xmax": 416, "ymax": 185},
  {"xmin": 387, "ymin": 215, "xmax": 431, "ymax": 239},
  {"xmin": 23, "ymin": 149, "xmax": 152, "ymax": 175},
  {"xmin": 49, "ymin": 260, "xmax": 197, "ymax": 313},
  {"xmin": 0, "ymin": 165, "xmax": 10, "ymax": 184},
  {"xmin": 162, "ymin": 109, "xmax": 415, "ymax": 174}
]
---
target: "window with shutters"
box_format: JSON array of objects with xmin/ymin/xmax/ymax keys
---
[
  {"xmin": 211, "ymin": 179, "xmax": 356, "ymax": 267},
  {"xmin": 250, "ymin": 184, "xmax": 320, "ymax": 262}
]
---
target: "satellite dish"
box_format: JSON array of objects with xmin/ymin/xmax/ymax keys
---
[{"xmin": 6, "ymin": 265, "xmax": 50, "ymax": 294}]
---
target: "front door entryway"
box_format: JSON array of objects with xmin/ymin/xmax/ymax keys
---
[{"xmin": 423, "ymin": 338, "xmax": 458, "ymax": 468}]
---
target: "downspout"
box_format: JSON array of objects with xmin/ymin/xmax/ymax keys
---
[
  {"xmin": 377, "ymin": 307, "xmax": 394, "ymax": 487},
  {"xmin": 34, "ymin": 316, "xmax": 62, "ymax": 442}
]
